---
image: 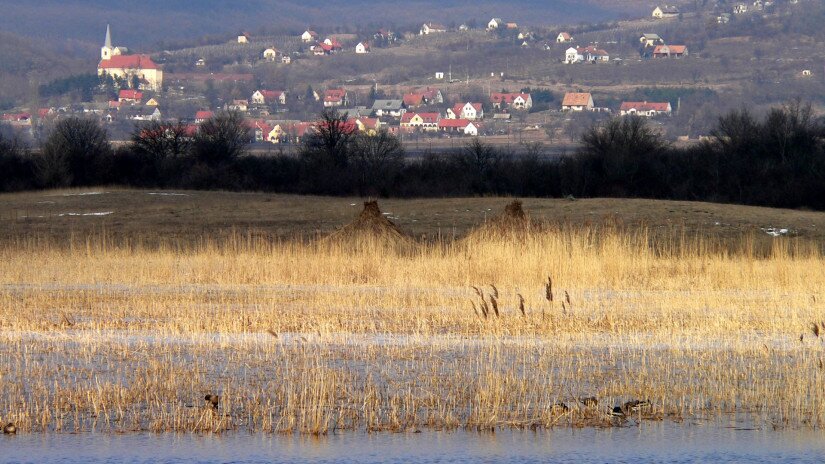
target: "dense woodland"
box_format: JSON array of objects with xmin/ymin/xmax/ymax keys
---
[{"xmin": 1, "ymin": 102, "xmax": 823, "ymax": 209}]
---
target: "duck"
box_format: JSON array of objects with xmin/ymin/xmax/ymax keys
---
[
  {"xmin": 3, "ymin": 423, "xmax": 16, "ymax": 434},
  {"xmin": 622, "ymin": 400, "xmax": 651, "ymax": 413},
  {"xmin": 610, "ymin": 406, "xmax": 626, "ymax": 418},
  {"xmin": 551, "ymin": 402, "xmax": 569, "ymax": 414},
  {"xmin": 204, "ymin": 394, "xmax": 220, "ymax": 409}
]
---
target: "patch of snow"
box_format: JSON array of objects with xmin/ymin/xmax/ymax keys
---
[
  {"xmin": 59, "ymin": 191, "xmax": 106, "ymax": 197},
  {"xmin": 762, "ymin": 227, "xmax": 789, "ymax": 237},
  {"xmin": 147, "ymin": 192, "xmax": 188, "ymax": 196},
  {"xmin": 57, "ymin": 212, "xmax": 114, "ymax": 217}
]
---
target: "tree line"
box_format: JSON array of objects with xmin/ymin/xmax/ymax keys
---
[{"xmin": 1, "ymin": 102, "xmax": 823, "ymax": 209}]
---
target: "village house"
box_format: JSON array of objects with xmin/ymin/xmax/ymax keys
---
[
  {"xmin": 251, "ymin": 90, "xmax": 287, "ymax": 105},
  {"xmin": 194, "ymin": 110, "xmax": 214, "ymax": 123},
  {"xmin": 487, "ymin": 18, "xmax": 504, "ymax": 30},
  {"xmin": 0, "ymin": 112, "xmax": 32, "ymax": 127},
  {"xmin": 619, "ymin": 101, "xmax": 672, "ymax": 117},
  {"xmin": 733, "ymin": 3, "xmax": 748, "ymax": 13},
  {"xmin": 371, "ymin": 100, "xmax": 406, "ymax": 117},
  {"xmin": 556, "ymin": 32, "xmax": 573, "ymax": 43},
  {"xmin": 145, "ymin": 97, "xmax": 159, "ymax": 107},
  {"xmin": 98, "ymin": 26, "xmax": 163, "ymax": 91},
  {"xmin": 420, "ymin": 23, "xmax": 447, "ymax": 35},
  {"xmin": 129, "ymin": 107, "xmax": 162, "ymax": 122},
  {"xmin": 565, "ymin": 46, "xmax": 609, "ymax": 63},
  {"xmin": 262, "ymin": 48, "xmax": 280, "ymax": 61},
  {"xmin": 227, "ymin": 100, "xmax": 249, "ymax": 112},
  {"xmin": 640, "ymin": 34, "xmax": 664, "ymax": 47},
  {"xmin": 490, "ymin": 92, "xmax": 533, "ymax": 110},
  {"xmin": 353, "ymin": 117, "xmax": 381, "ymax": 135},
  {"xmin": 447, "ymin": 102, "xmax": 484, "ymax": 120},
  {"xmin": 313, "ymin": 42, "xmax": 334, "ymax": 56},
  {"xmin": 355, "ymin": 42, "xmax": 371, "ymax": 54},
  {"xmin": 238, "ymin": 33, "xmax": 250, "ymax": 44},
  {"xmin": 301, "ymin": 30, "xmax": 318, "ymax": 43},
  {"xmin": 323, "ymin": 37, "xmax": 343, "ymax": 50},
  {"xmin": 400, "ymin": 112, "xmax": 440, "ymax": 131},
  {"xmin": 506, "ymin": 22, "xmax": 519, "ymax": 30},
  {"xmin": 323, "ymin": 89, "xmax": 349, "ymax": 107},
  {"xmin": 281, "ymin": 55, "xmax": 292, "ymax": 64},
  {"xmin": 717, "ymin": 13, "xmax": 732, "ymax": 23},
  {"xmin": 438, "ymin": 119, "xmax": 478, "ymax": 136},
  {"xmin": 652, "ymin": 5, "xmax": 680, "ymax": 18},
  {"xmin": 118, "ymin": 89, "xmax": 143, "ymax": 104},
  {"xmin": 652, "ymin": 44, "xmax": 688, "ymax": 58},
  {"xmin": 561, "ymin": 92, "xmax": 594, "ymax": 111}
]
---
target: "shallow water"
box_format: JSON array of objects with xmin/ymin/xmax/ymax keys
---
[{"xmin": 3, "ymin": 424, "xmax": 825, "ymax": 463}]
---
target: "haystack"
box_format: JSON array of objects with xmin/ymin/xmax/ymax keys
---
[
  {"xmin": 463, "ymin": 200, "xmax": 537, "ymax": 241},
  {"xmin": 321, "ymin": 201, "xmax": 415, "ymax": 250}
]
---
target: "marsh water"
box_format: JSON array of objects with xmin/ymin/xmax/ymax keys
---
[{"xmin": 3, "ymin": 423, "xmax": 825, "ymax": 463}]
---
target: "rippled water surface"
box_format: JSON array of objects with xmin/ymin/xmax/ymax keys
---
[{"xmin": 4, "ymin": 423, "xmax": 825, "ymax": 463}]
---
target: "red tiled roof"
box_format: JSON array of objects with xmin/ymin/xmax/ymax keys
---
[
  {"xmin": 562, "ymin": 93, "xmax": 593, "ymax": 107},
  {"xmin": 119, "ymin": 89, "xmax": 143, "ymax": 100},
  {"xmin": 439, "ymin": 118, "xmax": 471, "ymax": 128},
  {"xmin": 323, "ymin": 89, "xmax": 347, "ymax": 102},
  {"xmin": 195, "ymin": 110, "xmax": 214, "ymax": 120},
  {"xmin": 652, "ymin": 45, "xmax": 687, "ymax": 55},
  {"xmin": 1, "ymin": 113, "xmax": 31, "ymax": 121},
  {"xmin": 355, "ymin": 117, "xmax": 379, "ymax": 130},
  {"xmin": 620, "ymin": 101, "xmax": 671, "ymax": 112},
  {"xmin": 99, "ymin": 54, "xmax": 159, "ymax": 70},
  {"xmin": 490, "ymin": 93, "xmax": 530, "ymax": 104},
  {"xmin": 403, "ymin": 94, "xmax": 424, "ymax": 107}
]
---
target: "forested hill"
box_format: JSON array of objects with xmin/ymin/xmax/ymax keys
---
[{"xmin": 0, "ymin": 0, "xmax": 641, "ymax": 46}]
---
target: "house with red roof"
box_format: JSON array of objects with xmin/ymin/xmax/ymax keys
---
[
  {"xmin": 194, "ymin": 110, "xmax": 214, "ymax": 123},
  {"xmin": 118, "ymin": 89, "xmax": 143, "ymax": 104},
  {"xmin": 490, "ymin": 93, "xmax": 533, "ymax": 110},
  {"xmin": 313, "ymin": 42, "xmax": 335, "ymax": 56},
  {"xmin": 301, "ymin": 30, "xmax": 319, "ymax": 43},
  {"xmin": 353, "ymin": 117, "xmax": 381, "ymax": 134},
  {"xmin": 447, "ymin": 102, "xmax": 484, "ymax": 120},
  {"xmin": 619, "ymin": 101, "xmax": 672, "ymax": 117},
  {"xmin": 251, "ymin": 90, "xmax": 287, "ymax": 105},
  {"xmin": 652, "ymin": 44, "xmax": 688, "ymax": 58},
  {"xmin": 438, "ymin": 118, "xmax": 478, "ymax": 136},
  {"xmin": 355, "ymin": 42, "xmax": 371, "ymax": 54},
  {"xmin": 0, "ymin": 113, "xmax": 32, "ymax": 127},
  {"xmin": 323, "ymin": 89, "xmax": 349, "ymax": 107},
  {"xmin": 401, "ymin": 112, "xmax": 440, "ymax": 131},
  {"xmin": 561, "ymin": 93, "xmax": 594, "ymax": 111}
]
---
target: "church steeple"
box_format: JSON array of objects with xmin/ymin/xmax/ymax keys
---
[
  {"xmin": 105, "ymin": 24, "xmax": 112, "ymax": 48},
  {"xmin": 101, "ymin": 24, "xmax": 113, "ymax": 61}
]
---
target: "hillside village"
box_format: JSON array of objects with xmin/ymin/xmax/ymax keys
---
[{"xmin": 1, "ymin": 0, "xmax": 822, "ymax": 150}]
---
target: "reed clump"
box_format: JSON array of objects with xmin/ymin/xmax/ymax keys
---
[{"xmin": 0, "ymin": 212, "xmax": 824, "ymax": 434}]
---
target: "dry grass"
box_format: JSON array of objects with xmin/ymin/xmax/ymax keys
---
[{"xmin": 0, "ymin": 194, "xmax": 824, "ymax": 435}]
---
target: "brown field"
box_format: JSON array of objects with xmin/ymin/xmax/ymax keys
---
[{"xmin": 1, "ymin": 191, "xmax": 824, "ymax": 434}]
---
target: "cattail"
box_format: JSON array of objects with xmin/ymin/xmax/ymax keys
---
[
  {"xmin": 545, "ymin": 277, "xmax": 554, "ymax": 302},
  {"xmin": 480, "ymin": 299, "xmax": 489, "ymax": 319},
  {"xmin": 518, "ymin": 294, "xmax": 526, "ymax": 317},
  {"xmin": 489, "ymin": 295, "xmax": 499, "ymax": 318},
  {"xmin": 472, "ymin": 286, "xmax": 483, "ymax": 298},
  {"xmin": 490, "ymin": 284, "xmax": 499, "ymax": 299},
  {"xmin": 565, "ymin": 291, "xmax": 571, "ymax": 305},
  {"xmin": 266, "ymin": 329, "xmax": 279, "ymax": 338},
  {"xmin": 471, "ymin": 301, "xmax": 480, "ymax": 318},
  {"xmin": 812, "ymin": 323, "xmax": 820, "ymax": 338}
]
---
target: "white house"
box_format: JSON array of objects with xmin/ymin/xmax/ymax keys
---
[
  {"xmin": 619, "ymin": 101, "xmax": 672, "ymax": 117},
  {"xmin": 420, "ymin": 23, "xmax": 447, "ymax": 35},
  {"xmin": 355, "ymin": 42, "xmax": 371, "ymax": 54},
  {"xmin": 652, "ymin": 5, "xmax": 679, "ymax": 18},
  {"xmin": 251, "ymin": 90, "xmax": 287, "ymax": 105},
  {"xmin": 565, "ymin": 47, "xmax": 582, "ymax": 63},
  {"xmin": 733, "ymin": 3, "xmax": 748, "ymax": 13},
  {"xmin": 238, "ymin": 33, "xmax": 250, "ymax": 44},
  {"xmin": 487, "ymin": 18, "xmax": 504, "ymax": 30},
  {"xmin": 561, "ymin": 93, "xmax": 594, "ymax": 111},
  {"xmin": 448, "ymin": 102, "xmax": 484, "ymax": 120},
  {"xmin": 301, "ymin": 30, "xmax": 318, "ymax": 43},
  {"xmin": 640, "ymin": 34, "xmax": 663, "ymax": 47},
  {"xmin": 262, "ymin": 48, "xmax": 280, "ymax": 61},
  {"xmin": 438, "ymin": 118, "xmax": 478, "ymax": 136},
  {"xmin": 556, "ymin": 32, "xmax": 573, "ymax": 43}
]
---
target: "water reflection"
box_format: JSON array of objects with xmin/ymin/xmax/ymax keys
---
[{"xmin": 4, "ymin": 422, "xmax": 825, "ymax": 463}]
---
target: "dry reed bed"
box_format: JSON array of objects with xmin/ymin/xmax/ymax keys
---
[{"xmin": 1, "ymin": 226, "xmax": 824, "ymax": 433}]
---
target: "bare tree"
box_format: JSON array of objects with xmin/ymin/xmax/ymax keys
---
[
  {"xmin": 130, "ymin": 121, "xmax": 193, "ymax": 160},
  {"xmin": 351, "ymin": 130, "xmax": 405, "ymax": 195},
  {"xmin": 37, "ymin": 117, "xmax": 111, "ymax": 187},
  {"xmin": 192, "ymin": 111, "xmax": 250, "ymax": 164}
]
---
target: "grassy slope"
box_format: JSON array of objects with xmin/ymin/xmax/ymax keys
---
[{"xmin": 1, "ymin": 189, "xmax": 822, "ymax": 247}]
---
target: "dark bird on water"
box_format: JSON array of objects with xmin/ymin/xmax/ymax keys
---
[
  {"xmin": 204, "ymin": 394, "xmax": 220, "ymax": 409},
  {"xmin": 610, "ymin": 406, "xmax": 625, "ymax": 417},
  {"xmin": 552, "ymin": 402, "xmax": 569, "ymax": 413},
  {"xmin": 622, "ymin": 400, "xmax": 651, "ymax": 412},
  {"xmin": 3, "ymin": 423, "xmax": 16, "ymax": 434}
]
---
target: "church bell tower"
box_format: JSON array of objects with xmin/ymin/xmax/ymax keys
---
[{"xmin": 101, "ymin": 25, "xmax": 113, "ymax": 61}]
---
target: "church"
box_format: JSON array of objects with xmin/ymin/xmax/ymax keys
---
[{"xmin": 97, "ymin": 25, "xmax": 163, "ymax": 91}]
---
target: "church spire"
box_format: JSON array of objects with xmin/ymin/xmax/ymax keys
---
[{"xmin": 104, "ymin": 24, "xmax": 112, "ymax": 48}]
